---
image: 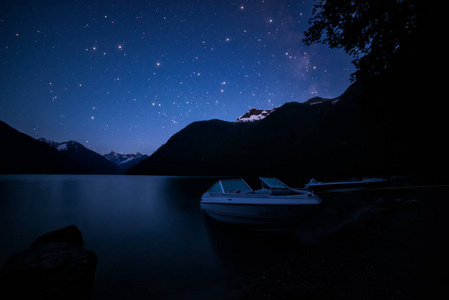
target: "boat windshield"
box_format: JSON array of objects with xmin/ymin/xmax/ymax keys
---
[
  {"xmin": 221, "ymin": 179, "xmax": 253, "ymax": 193},
  {"xmin": 207, "ymin": 181, "xmax": 224, "ymax": 193},
  {"xmin": 259, "ymin": 177, "xmax": 289, "ymax": 189}
]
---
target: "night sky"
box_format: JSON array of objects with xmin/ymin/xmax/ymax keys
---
[{"xmin": 0, "ymin": 0, "xmax": 354, "ymax": 155}]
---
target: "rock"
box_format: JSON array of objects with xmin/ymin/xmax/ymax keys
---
[
  {"xmin": 31, "ymin": 224, "xmax": 84, "ymax": 247},
  {"xmin": 0, "ymin": 225, "xmax": 97, "ymax": 299}
]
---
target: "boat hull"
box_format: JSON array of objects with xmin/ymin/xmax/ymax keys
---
[
  {"xmin": 200, "ymin": 195, "xmax": 322, "ymax": 228},
  {"xmin": 306, "ymin": 179, "xmax": 389, "ymax": 192}
]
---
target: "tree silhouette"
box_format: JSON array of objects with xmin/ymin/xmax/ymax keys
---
[{"xmin": 303, "ymin": 0, "xmax": 426, "ymax": 81}]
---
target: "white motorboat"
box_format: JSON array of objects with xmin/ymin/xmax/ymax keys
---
[
  {"xmin": 200, "ymin": 177, "xmax": 322, "ymax": 228},
  {"xmin": 304, "ymin": 177, "xmax": 389, "ymax": 192}
]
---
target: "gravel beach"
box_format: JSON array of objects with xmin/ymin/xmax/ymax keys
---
[{"xmin": 233, "ymin": 186, "xmax": 449, "ymax": 299}]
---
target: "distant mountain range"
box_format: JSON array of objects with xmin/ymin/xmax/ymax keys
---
[
  {"xmin": 128, "ymin": 81, "xmax": 445, "ymax": 184},
  {"xmin": 37, "ymin": 138, "xmax": 121, "ymax": 174},
  {"xmin": 103, "ymin": 151, "xmax": 148, "ymax": 172},
  {"xmin": 38, "ymin": 138, "xmax": 147, "ymax": 173},
  {"xmin": 2, "ymin": 79, "xmax": 446, "ymax": 183},
  {"xmin": 128, "ymin": 84, "xmax": 367, "ymax": 182},
  {"xmin": 0, "ymin": 121, "xmax": 85, "ymax": 174},
  {"xmin": 0, "ymin": 124, "xmax": 147, "ymax": 174}
]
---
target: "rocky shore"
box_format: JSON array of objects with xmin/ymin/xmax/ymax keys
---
[
  {"xmin": 236, "ymin": 186, "xmax": 448, "ymax": 299},
  {"xmin": 0, "ymin": 225, "xmax": 97, "ymax": 299}
]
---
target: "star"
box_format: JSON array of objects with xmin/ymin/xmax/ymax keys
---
[{"xmin": 0, "ymin": 0, "xmax": 355, "ymax": 155}]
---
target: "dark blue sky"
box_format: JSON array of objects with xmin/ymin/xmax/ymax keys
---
[{"xmin": 0, "ymin": 0, "xmax": 354, "ymax": 155}]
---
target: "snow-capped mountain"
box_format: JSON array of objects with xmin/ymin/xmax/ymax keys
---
[
  {"xmin": 0, "ymin": 121, "xmax": 87, "ymax": 174},
  {"xmin": 235, "ymin": 107, "xmax": 278, "ymax": 122},
  {"xmin": 38, "ymin": 138, "xmax": 121, "ymax": 174},
  {"xmin": 103, "ymin": 151, "xmax": 148, "ymax": 171},
  {"xmin": 37, "ymin": 138, "xmax": 60, "ymax": 149},
  {"xmin": 38, "ymin": 138, "xmax": 80, "ymax": 152},
  {"xmin": 304, "ymin": 96, "xmax": 340, "ymax": 106}
]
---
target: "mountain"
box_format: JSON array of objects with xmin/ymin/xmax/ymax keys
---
[
  {"xmin": 304, "ymin": 96, "xmax": 340, "ymax": 106},
  {"xmin": 235, "ymin": 107, "xmax": 278, "ymax": 122},
  {"xmin": 39, "ymin": 139, "xmax": 121, "ymax": 174},
  {"xmin": 0, "ymin": 121, "xmax": 145, "ymax": 174},
  {"xmin": 128, "ymin": 81, "xmax": 447, "ymax": 184},
  {"xmin": 127, "ymin": 83, "xmax": 369, "ymax": 182},
  {"xmin": 103, "ymin": 151, "xmax": 148, "ymax": 172},
  {"xmin": 0, "ymin": 121, "xmax": 83, "ymax": 174}
]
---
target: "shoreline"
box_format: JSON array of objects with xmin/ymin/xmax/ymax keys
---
[{"xmin": 227, "ymin": 186, "xmax": 448, "ymax": 299}]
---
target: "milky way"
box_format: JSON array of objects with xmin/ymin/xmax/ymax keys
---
[{"xmin": 0, "ymin": 0, "xmax": 354, "ymax": 154}]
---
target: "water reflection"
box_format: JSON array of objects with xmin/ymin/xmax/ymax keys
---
[
  {"xmin": 202, "ymin": 213, "xmax": 303, "ymax": 271},
  {"xmin": 159, "ymin": 176, "xmax": 221, "ymax": 212},
  {"xmin": 0, "ymin": 175, "xmax": 385, "ymax": 300}
]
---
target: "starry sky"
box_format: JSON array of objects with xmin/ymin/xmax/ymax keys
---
[{"xmin": 0, "ymin": 0, "xmax": 354, "ymax": 155}]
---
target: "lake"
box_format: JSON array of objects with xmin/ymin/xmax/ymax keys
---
[{"xmin": 0, "ymin": 175, "xmax": 379, "ymax": 299}]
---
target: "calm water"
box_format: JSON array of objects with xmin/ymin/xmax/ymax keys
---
[{"xmin": 0, "ymin": 175, "xmax": 377, "ymax": 299}]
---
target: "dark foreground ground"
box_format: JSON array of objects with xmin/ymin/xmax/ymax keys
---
[{"xmin": 224, "ymin": 186, "xmax": 448, "ymax": 299}]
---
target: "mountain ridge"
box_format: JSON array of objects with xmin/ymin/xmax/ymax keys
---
[
  {"xmin": 127, "ymin": 83, "xmax": 368, "ymax": 182},
  {"xmin": 37, "ymin": 138, "xmax": 121, "ymax": 174},
  {"xmin": 0, "ymin": 121, "xmax": 85, "ymax": 174},
  {"xmin": 103, "ymin": 151, "xmax": 148, "ymax": 171},
  {"xmin": 0, "ymin": 124, "xmax": 142, "ymax": 174},
  {"xmin": 2, "ymin": 77, "xmax": 445, "ymax": 182}
]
